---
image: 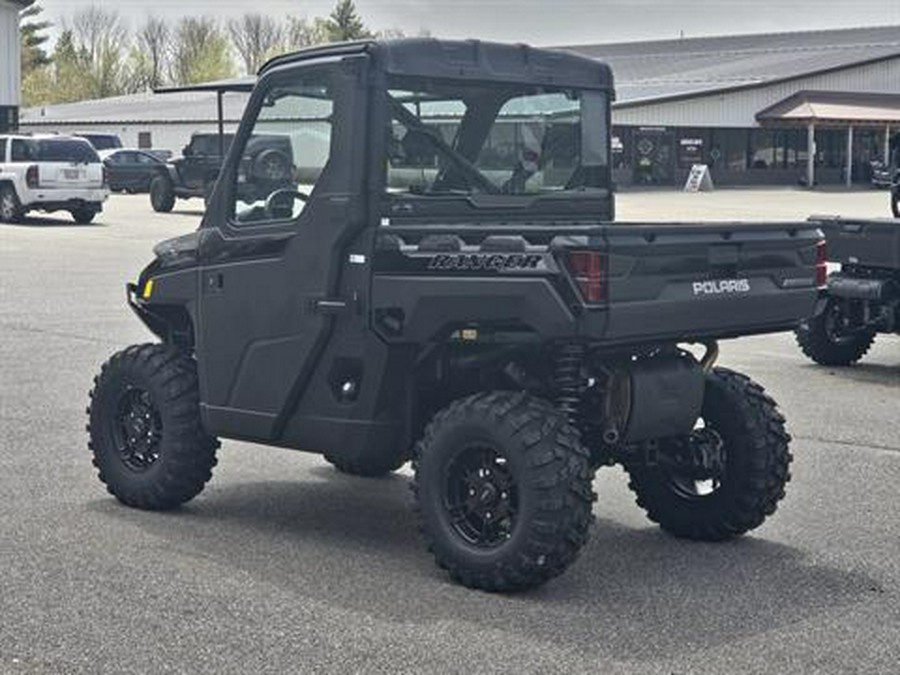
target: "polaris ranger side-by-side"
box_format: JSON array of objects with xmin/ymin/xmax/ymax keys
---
[
  {"xmin": 88, "ymin": 39, "xmax": 823, "ymax": 592},
  {"xmin": 796, "ymin": 216, "xmax": 900, "ymax": 365}
]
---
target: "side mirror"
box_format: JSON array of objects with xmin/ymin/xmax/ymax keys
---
[{"xmin": 183, "ymin": 146, "xmax": 193, "ymax": 157}]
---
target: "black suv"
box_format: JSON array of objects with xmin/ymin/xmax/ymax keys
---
[
  {"xmin": 149, "ymin": 132, "xmax": 294, "ymax": 212},
  {"xmin": 89, "ymin": 39, "xmax": 823, "ymax": 592}
]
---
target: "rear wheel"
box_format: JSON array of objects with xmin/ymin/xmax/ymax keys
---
[
  {"xmin": 150, "ymin": 176, "xmax": 176, "ymax": 213},
  {"xmin": 87, "ymin": 343, "xmax": 219, "ymax": 510},
  {"xmin": 0, "ymin": 184, "xmax": 23, "ymax": 223},
  {"xmin": 413, "ymin": 391, "xmax": 595, "ymax": 592},
  {"xmin": 626, "ymin": 367, "xmax": 791, "ymax": 541},
  {"xmin": 795, "ymin": 298, "xmax": 875, "ymax": 366},
  {"xmin": 71, "ymin": 207, "xmax": 96, "ymax": 224}
]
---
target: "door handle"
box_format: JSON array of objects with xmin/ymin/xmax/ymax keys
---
[{"xmin": 315, "ymin": 299, "xmax": 348, "ymax": 314}]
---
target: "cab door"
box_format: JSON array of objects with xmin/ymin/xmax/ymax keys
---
[{"xmin": 196, "ymin": 57, "xmax": 369, "ymax": 442}]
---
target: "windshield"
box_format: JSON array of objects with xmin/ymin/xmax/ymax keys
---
[
  {"xmin": 385, "ymin": 77, "xmax": 609, "ymax": 200},
  {"xmin": 21, "ymin": 139, "xmax": 100, "ymax": 164}
]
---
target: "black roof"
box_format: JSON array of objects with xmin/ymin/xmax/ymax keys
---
[{"xmin": 261, "ymin": 38, "xmax": 614, "ymax": 91}]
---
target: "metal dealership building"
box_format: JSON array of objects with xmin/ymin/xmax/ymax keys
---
[
  {"xmin": 0, "ymin": 0, "xmax": 32, "ymax": 133},
  {"xmin": 19, "ymin": 25, "xmax": 900, "ymax": 187}
]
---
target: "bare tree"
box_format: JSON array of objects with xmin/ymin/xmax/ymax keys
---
[
  {"xmin": 68, "ymin": 7, "xmax": 129, "ymax": 98},
  {"xmin": 228, "ymin": 14, "xmax": 283, "ymax": 75},
  {"xmin": 171, "ymin": 17, "xmax": 236, "ymax": 85},
  {"xmin": 285, "ymin": 16, "xmax": 332, "ymax": 49},
  {"xmin": 136, "ymin": 17, "xmax": 171, "ymax": 90}
]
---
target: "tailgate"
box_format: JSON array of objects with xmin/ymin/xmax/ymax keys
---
[
  {"xmin": 813, "ymin": 216, "xmax": 900, "ymax": 268},
  {"xmin": 596, "ymin": 222, "xmax": 823, "ymax": 342},
  {"xmin": 40, "ymin": 161, "xmax": 104, "ymax": 189}
]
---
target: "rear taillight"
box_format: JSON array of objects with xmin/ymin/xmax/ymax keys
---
[
  {"xmin": 102, "ymin": 165, "xmax": 110, "ymax": 188},
  {"xmin": 568, "ymin": 250, "xmax": 606, "ymax": 303},
  {"xmin": 26, "ymin": 165, "xmax": 39, "ymax": 189},
  {"xmin": 815, "ymin": 239, "xmax": 827, "ymax": 288}
]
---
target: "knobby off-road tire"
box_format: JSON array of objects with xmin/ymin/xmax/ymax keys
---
[
  {"xmin": 323, "ymin": 452, "xmax": 407, "ymax": 478},
  {"xmin": 626, "ymin": 367, "xmax": 791, "ymax": 542},
  {"xmin": 0, "ymin": 184, "xmax": 23, "ymax": 223},
  {"xmin": 795, "ymin": 299, "xmax": 875, "ymax": 366},
  {"xmin": 413, "ymin": 391, "xmax": 595, "ymax": 592},
  {"xmin": 87, "ymin": 343, "xmax": 219, "ymax": 510},
  {"xmin": 150, "ymin": 176, "xmax": 176, "ymax": 213}
]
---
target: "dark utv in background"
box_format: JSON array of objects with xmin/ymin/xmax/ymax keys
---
[
  {"xmin": 797, "ymin": 216, "xmax": 900, "ymax": 365},
  {"xmin": 88, "ymin": 39, "xmax": 823, "ymax": 592}
]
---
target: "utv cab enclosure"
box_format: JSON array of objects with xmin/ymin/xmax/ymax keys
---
[{"xmin": 89, "ymin": 39, "xmax": 822, "ymax": 592}]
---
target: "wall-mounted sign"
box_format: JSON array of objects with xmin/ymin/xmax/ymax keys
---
[{"xmin": 678, "ymin": 137, "xmax": 704, "ymax": 167}]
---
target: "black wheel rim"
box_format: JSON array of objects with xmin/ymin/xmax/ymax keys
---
[
  {"xmin": 443, "ymin": 443, "xmax": 518, "ymax": 548},
  {"xmin": 666, "ymin": 422, "xmax": 726, "ymax": 500},
  {"xmin": 112, "ymin": 386, "xmax": 163, "ymax": 472},
  {"xmin": 824, "ymin": 302, "xmax": 856, "ymax": 345}
]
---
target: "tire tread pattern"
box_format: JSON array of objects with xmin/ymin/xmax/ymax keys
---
[
  {"xmin": 794, "ymin": 310, "xmax": 874, "ymax": 366},
  {"xmin": 87, "ymin": 343, "xmax": 219, "ymax": 510},
  {"xmin": 627, "ymin": 367, "xmax": 792, "ymax": 541},
  {"xmin": 412, "ymin": 391, "xmax": 595, "ymax": 592}
]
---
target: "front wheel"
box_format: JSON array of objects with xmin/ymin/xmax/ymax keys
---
[
  {"xmin": 87, "ymin": 344, "xmax": 219, "ymax": 510},
  {"xmin": 626, "ymin": 367, "xmax": 792, "ymax": 541},
  {"xmin": 150, "ymin": 176, "xmax": 176, "ymax": 213},
  {"xmin": 413, "ymin": 392, "xmax": 595, "ymax": 592},
  {"xmin": 795, "ymin": 298, "xmax": 875, "ymax": 366}
]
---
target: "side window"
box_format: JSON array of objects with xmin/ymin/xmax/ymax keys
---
[
  {"xmin": 0, "ymin": 138, "xmax": 7, "ymax": 162},
  {"xmin": 232, "ymin": 70, "xmax": 334, "ymax": 225},
  {"xmin": 11, "ymin": 140, "xmax": 31, "ymax": 162}
]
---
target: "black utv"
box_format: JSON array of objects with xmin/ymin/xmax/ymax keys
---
[
  {"xmin": 796, "ymin": 216, "xmax": 900, "ymax": 365},
  {"xmin": 89, "ymin": 39, "xmax": 823, "ymax": 592}
]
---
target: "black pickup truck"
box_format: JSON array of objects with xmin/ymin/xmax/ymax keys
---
[{"xmin": 87, "ymin": 39, "xmax": 822, "ymax": 592}]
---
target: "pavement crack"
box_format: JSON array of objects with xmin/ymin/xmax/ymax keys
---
[
  {"xmin": 795, "ymin": 434, "xmax": 900, "ymax": 454},
  {"xmin": 0, "ymin": 322, "xmax": 110, "ymax": 345}
]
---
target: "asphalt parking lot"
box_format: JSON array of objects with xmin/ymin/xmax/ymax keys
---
[{"xmin": 1, "ymin": 189, "xmax": 899, "ymax": 674}]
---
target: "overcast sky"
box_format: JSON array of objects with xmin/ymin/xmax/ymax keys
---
[{"xmin": 36, "ymin": 0, "xmax": 900, "ymax": 46}]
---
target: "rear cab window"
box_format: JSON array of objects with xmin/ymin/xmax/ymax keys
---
[{"xmin": 0, "ymin": 138, "xmax": 7, "ymax": 162}]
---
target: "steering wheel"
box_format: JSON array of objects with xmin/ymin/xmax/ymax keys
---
[{"xmin": 264, "ymin": 188, "xmax": 310, "ymax": 220}]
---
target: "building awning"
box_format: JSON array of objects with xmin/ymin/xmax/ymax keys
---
[{"xmin": 756, "ymin": 90, "xmax": 900, "ymax": 127}]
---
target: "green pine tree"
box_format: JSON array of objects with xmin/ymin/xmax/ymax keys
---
[
  {"xmin": 20, "ymin": 3, "xmax": 52, "ymax": 74},
  {"xmin": 327, "ymin": 0, "xmax": 372, "ymax": 42}
]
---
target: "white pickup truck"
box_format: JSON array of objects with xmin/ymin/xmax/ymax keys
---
[{"xmin": 0, "ymin": 134, "xmax": 110, "ymax": 224}]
